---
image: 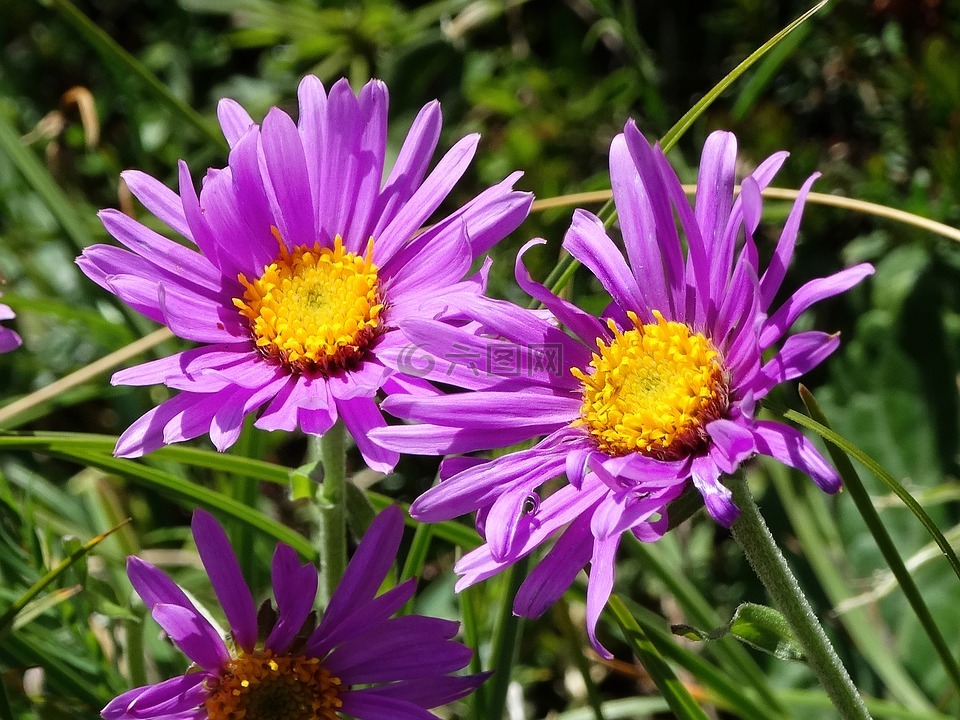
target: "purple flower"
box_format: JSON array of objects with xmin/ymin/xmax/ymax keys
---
[
  {"xmin": 103, "ymin": 506, "xmax": 484, "ymax": 720},
  {"xmin": 0, "ymin": 292, "xmax": 21, "ymax": 353},
  {"xmin": 371, "ymin": 123, "xmax": 873, "ymax": 656},
  {"xmin": 78, "ymin": 77, "xmax": 531, "ymax": 470}
]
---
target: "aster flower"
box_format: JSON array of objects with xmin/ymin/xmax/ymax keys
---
[
  {"xmin": 77, "ymin": 76, "xmax": 531, "ymax": 470},
  {"xmin": 103, "ymin": 505, "xmax": 484, "ymax": 720},
  {"xmin": 0, "ymin": 292, "xmax": 20, "ymax": 353},
  {"xmin": 371, "ymin": 123, "xmax": 874, "ymax": 655}
]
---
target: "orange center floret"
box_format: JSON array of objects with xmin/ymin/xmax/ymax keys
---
[
  {"xmin": 234, "ymin": 231, "xmax": 384, "ymax": 375},
  {"xmin": 572, "ymin": 310, "xmax": 729, "ymax": 460},
  {"xmin": 204, "ymin": 650, "xmax": 342, "ymax": 720}
]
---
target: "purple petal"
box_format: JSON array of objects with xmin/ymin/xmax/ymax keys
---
[
  {"xmin": 752, "ymin": 420, "xmax": 840, "ymax": 493},
  {"xmin": 338, "ymin": 690, "xmax": 443, "ymax": 720},
  {"xmin": 376, "ymin": 133, "xmax": 480, "ymax": 261},
  {"xmin": 515, "ymin": 239, "xmax": 608, "ymax": 346},
  {"xmin": 379, "ymin": 215, "xmax": 472, "ymax": 298},
  {"xmin": 121, "ymin": 170, "xmax": 191, "ymax": 239},
  {"xmin": 102, "ymin": 674, "xmax": 207, "ymax": 720},
  {"xmin": 255, "ymin": 374, "xmax": 335, "ymax": 433},
  {"xmin": 410, "ymin": 438, "xmax": 567, "ymax": 520},
  {"xmin": 695, "ymin": 131, "xmax": 737, "ymax": 306},
  {"xmin": 315, "ymin": 506, "xmax": 404, "ymax": 639},
  {"xmin": 114, "ymin": 391, "xmax": 215, "ymax": 458},
  {"xmin": 315, "ymin": 79, "xmax": 360, "ymax": 246},
  {"xmin": 563, "ymin": 209, "xmax": 647, "ymax": 319},
  {"xmin": 156, "ymin": 282, "xmax": 245, "ymax": 344},
  {"xmin": 342, "ymin": 80, "xmax": 388, "ymax": 252},
  {"xmin": 151, "ymin": 603, "xmax": 229, "ymax": 670},
  {"xmin": 585, "ymin": 534, "xmax": 620, "ymax": 659},
  {"xmin": 309, "ymin": 579, "xmax": 415, "ymax": 659},
  {"xmin": 217, "ymin": 98, "xmax": 255, "ymax": 148},
  {"xmin": 369, "ymin": 422, "xmax": 532, "ymax": 456},
  {"xmin": 381, "ymin": 390, "xmax": 577, "ymax": 431},
  {"xmin": 297, "ymin": 75, "xmax": 328, "ymax": 219},
  {"xmin": 227, "ymin": 129, "xmax": 279, "ymax": 271},
  {"xmin": 266, "ymin": 543, "xmax": 318, "ymax": 652},
  {"xmin": 352, "ymin": 674, "xmax": 488, "ymax": 709},
  {"xmin": 177, "ymin": 160, "xmax": 223, "ymax": 268},
  {"xmin": 191, "ymin": 509, "xmax": 258, "ymax": 652},
  {"xmin": 758, "ymin": 173, "xmax": 820, "ymax": 310},
  {"xmin": 373, "ymin": 101, "xmax": 442, "ymax": 238},
  {"xmin": 757, "ymin": 331, "xmax": 839, "ymax": 393},
  {"xmin": 337, "ymin": 396, "xmax": 400, "ymax": 473},
  {"xmin": 706, "ymin": 418, "xmax": 757, "ymax": 475},
  {"xmin": 514, "ymin": 514, "xmax": 593, "ymax": 618},
  {"xmin": 609, "ymin": 133, "xmax": 667, "ymax": 312},
  {"xmin": 622, "ymin": 121, "xmax": 685, "ymax": 318},
  {"xmin": 98, "ymin": 209, "xmax": 221, "ymax": 290},
  {"xmin": 760, "ymin": 264, "xmax": 874, "ymax": 348},
  {"xmin": 261, "ymin": 107, "xmax": 316, "ymax": 249},
  {"xmin": 690, "ymin": 455, "xmax": 738, "ymax": 526}
]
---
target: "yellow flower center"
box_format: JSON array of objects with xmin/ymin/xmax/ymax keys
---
[
  {"xmin": 204, "ymin": 650, "xmax": 342, "ymax": 720},
  {"xmin": 571, "ymin": 310, "xmax": 728, "ymax": 460},
  {"xmin": 234, "ymin": 231, "xmax": 384, "ymax": 375}
]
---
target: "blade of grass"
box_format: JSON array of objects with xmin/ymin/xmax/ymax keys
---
[
  {"xmin": 485, "ymin": 557, "xmax": 530, "ymax": 720},
  {"xmin": 778, "ymin": 396, "xmax": 960, "ymax": 585},
  {"xmin": 799, "ymin": 387, "xmax": 960, "ymax": 698},
  {"xmin": 553, "ymin": 598, "xmax": 606, "ymax": 720},
  {"xmin": 0, "ymin": 519, "xmax": 129, "ymax": 636},
  {"xmin": 607, "ymin": 595, "xmax": 710, "ymax": 720},
  {"xmin": 461, "ymin": 584, "xmax": 488, "ymax": 720},
  {"xmin": 767, "ymin": 461, "xmax": 932, "ymax": 711},
  {"xmin": 627, "ymin": 538, "xmax": 789, "ymax": 716},
  {"xmin": 37, "ymin": 0, "xmax": 225, "ymax": 150},
  {"xmin": 399, "ymin": 522, "xmax": 434, "ymax": 615},
  {"xmin": 659, "ymin": 0, "xmax": 828, "ymax": 153},
  {"xmin": 57, "ymin": 450, "xmax": 316, "ymax": 559}
]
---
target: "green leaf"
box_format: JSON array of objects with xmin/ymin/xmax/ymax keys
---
[
  {"xmin": 672, "ymin": 602, "xmax": 805, "ymax": 662},
  {"xmin": 0, "ymin": 520, "xmax": 129, "ymax": 636},
  {"xmin": 607, "ymin": 595, "xmax": 711, "ymax": 720}
]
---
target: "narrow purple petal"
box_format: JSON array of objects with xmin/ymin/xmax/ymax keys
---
[
  {"xmin": 563, "ymin": 209, "xmax": 648, "ymax": 319},
  {"xmin": 760, "ymin": 264, "xmax": 874, "ymax": 348},
  {"xmin": 690, "ymin": 455, "xmax": 738, "ymax": 527},
  {"xmin": 316, "ymin": 79, "xmax": 360, "ymax": 245},
  {"xmin": 217, "ymin": 98, "xmax": 255, "ymax": 148},
  {"xmin": 297, "ymin": 75, "xmax": 328, "ymax": 219},
  {"xmin": 338, "ymin": 691, "xmax": 441, "ymax": 720},
  {"xmin": 585, "ymin": 534, "xmax": 620, "ymax": 659},
  {"xmin": 696, "ymin": 131, "xmax": 737, "ymax": 308},
  {"xmin": 515, "ymin": 239, "xmax": 608, "ymax": 345},
  {"xmin": 758, "ymin": 173, "xmax": 820, "ymax": 310},
  {"xmin": 309, "ymin": 580, "xmax": 415, "ymax": 659},
  {"xmin": 316, "ymin": 506, "xmax": 404, "ymax": 639},
  {"xmin": 369, "ymin": 422, "xmax": 531, "ymax": 456},
  {"xmin": 410, "ymin": 439, "xmax": 567, "ymax": 520},
  {"xmin": 609, "ymin": 133, "xmax": 667, "ymax": 312},
  {"xmin": 227, "ymin": 129, "xmax": 278, "ymax": 271},
  {"xmin": 381, "ymin": 391, "xmax": 578, "ymax": 432},
  {"xmin": 121, "ymin": 170, "xmax": 191, "ymax": 239},
  {"xmin": 514, "ymin": 514, "xmax": 593, "ymax": 618},
  {"xmin": 373, "ymin": 101, "xmax": 442, "ymax": 238},
  {"xmin": 757, "ymin": 330, "xmax": 839, "ymax": 392},
  {"xmin": 151, "ymin": 603, "xmax": 230, "ymax": 670},
  {"xmin": 157, "ymin": 282, "xmax": 245, "ymax": 344},
  {"xmin": 177, "ymin": 160, "xmax": 223, "ymax": 268},
  {"xmin": 191, "ymin": 509, "xmax": 258, "ymax": 652},
  {"xmin": 337, "ymin": 396, "xmax": 400, "ymax": 473},
  {"xmin": 354, "ymin": 674, "xmax": 488, "ymax": 709},
  {"xmin": 102, "ymin": 674, "xmax": 207, "ymax": 720},
  {"xmin": 376, "ymin": 133, "xmax": 480, "ymax": 261},
  {"xmin": 266, "ymin": 543, "xmax": 318, "ymax": 653},
  {"xmin": 706, "ymin": 418, "xmax": 757, "ymax": 475},
  {"xmin": 255, "ymin": 374, "xmax": 335, "ymax": 433},
  {"xmin": 342, "ymin": 80, "xmax": 388, "ymax": 252},
  {"xmin": 261, "ymin": 107, "xmax": 316, "ymax": 249},
  {"xmin": 379, "ymin": 215, "xmax": 472, "ymax": 298},
  {"xmin": 752, "ymin": 420, "xmax": 840, "ymax": 493}
]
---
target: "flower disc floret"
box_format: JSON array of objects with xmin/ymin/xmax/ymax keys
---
[
  {"xmin": 572, "ymin": 310, "xmax": 728, "ymax": 460},
  {"xmin": 204, "ymin": 650, "xmax": 341, "ymax": 720},
  {"xmin": 235, "ymin": 232, "xmax": 383, "ymax": 375}
]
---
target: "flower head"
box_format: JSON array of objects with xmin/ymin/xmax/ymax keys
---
[
  {"xmin": 0, "ymin": 291, "xmax": 21, "ymax": 353},
  {"xmin": 78, "ymin": 76, "xmax": 531, "ymax": 469},
  {"xmin": 103, "ymin": 506, "xmax": 484, "ymax": 720},
  {"xmin": 372, "ymin": 123, "xmax": 873, "ymax": 655}
]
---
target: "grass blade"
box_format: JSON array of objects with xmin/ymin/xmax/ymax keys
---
[{"xmin": 607, "ymin": 594, "xmax": 711, "ymax": 720}]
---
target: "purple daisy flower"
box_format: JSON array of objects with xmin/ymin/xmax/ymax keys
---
[
  {"xmin": 371, "ymin": 122, "xmax": 874, "ymax": 655},
  {"xmin": 0, "ymin": 292, "xmax": 20, "ymax": 353},
  {"xmin": 77, "ymin": 76, "xmax": 531, "ymax": 470},
  {"xmin": 103, "ymin": 505, "xmax": 484, "ymax": 720}
]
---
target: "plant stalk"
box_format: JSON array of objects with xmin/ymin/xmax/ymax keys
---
[
  {"xmin": 315, "ymin": 420, "xmax": 347, "ymax": 608},
  {"xmin": 729, "ymin": 475, "xmax": 871, "ymax": 720}
]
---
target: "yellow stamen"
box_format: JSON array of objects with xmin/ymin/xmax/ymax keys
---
[
  {"xmin": 204, "ymin": 650, "xmax": 342, "ymax": 720},
  {"xmin": 571, "ymin": 310, "xmax": 728, "ymax": 460},
  {"xmin": 234, "ymin": 230, "xmax": 383, "ymax": 375}
]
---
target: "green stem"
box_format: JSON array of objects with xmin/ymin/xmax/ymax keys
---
[
  {"xmin": 729, "ymin": 475, "xmax": 872, "ymax": 720},
  {"xmin": 486, "ymin": 558, "xmax": 529, "ymax": 720},
  {"xmin": 315, "ymin": 420, "xmax": 347, "ymax": 608},
  {"xmin": 125, "ymin": 611, "xmax": 147, "ymax": 689}
]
